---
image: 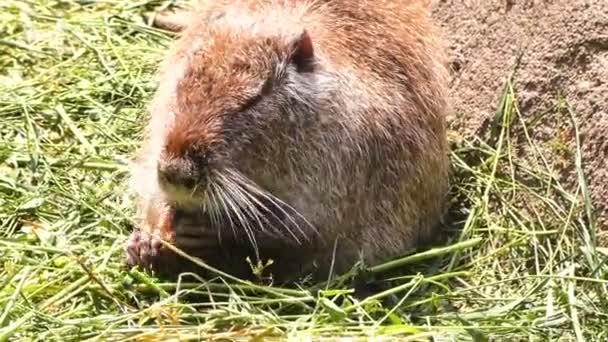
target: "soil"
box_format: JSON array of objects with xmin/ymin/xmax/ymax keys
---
[{"xmin": 430, "ymin": 0, "xmax": 608, "ymax": 235}]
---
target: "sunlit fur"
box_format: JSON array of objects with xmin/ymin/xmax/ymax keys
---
[{"xmin": 129, "ymin": 0, "xmax": 450, "ymax": 282}]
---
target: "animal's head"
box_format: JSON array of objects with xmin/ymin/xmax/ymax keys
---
[{"xmin": 143, "ymin": 11, "xmax": 328, "ymax": 244}]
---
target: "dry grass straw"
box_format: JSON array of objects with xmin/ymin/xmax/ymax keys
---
[{"xmin": 0, "ymin": 1, "xmax": 606, "ymax": 340}]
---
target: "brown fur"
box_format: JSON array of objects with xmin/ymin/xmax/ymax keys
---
[{"xmin": 126, "ymin": 0, "xmax": 450, "ymax": 284}]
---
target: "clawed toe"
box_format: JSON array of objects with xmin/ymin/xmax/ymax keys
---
[
  {"xmin": 126, "ymin": 230, "xmax": 141, "ymax": 268},
  {"xmin": 125, "ymin": 209, "xmax": 225, "ymax": 280},
  {"xmin": 125, "ymin": 229, "xmax": 163, "ymax": 273}
]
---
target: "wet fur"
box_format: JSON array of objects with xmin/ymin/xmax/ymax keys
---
[{"xmin": 128, "ymin": 0, "xmax": 450, "ymax": 284}]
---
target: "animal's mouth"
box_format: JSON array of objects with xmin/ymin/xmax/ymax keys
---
[{"xmin": 159, "ymin": 181, "xmax": 208, "ymax": 211}]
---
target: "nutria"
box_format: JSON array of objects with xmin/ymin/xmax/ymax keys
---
[{"xmin": 126, "ymin": 0, "xmax": 450, "ymax": 284}]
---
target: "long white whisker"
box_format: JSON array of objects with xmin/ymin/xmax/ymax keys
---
[
  {"xmin": 190, "ymin": 181, "xmax": 200, "ymax": 198},
  {"xmin": 212, "ymin": 182, "xmax": 238, "ymax": 240},
  {"xmin": 229, "ymin": 170, "xmax": 314, "ymax": 231},
  {"xmin": 228, "ymin": 184, "xmax": 280, "ymax": 244},
  {"xmin": 257, "ymin": 190, "xmax": 310, "ymax": 240},
  {"xmin": 226, "ymin": 171, "xmax": 306, "ymax": 240},
  {"xmin": 233, "ymin": 180, "xmax": 303, "ymax": 244},
  {"xmin": 218, "ymin": 177, "xmax": 260, "ymax": 259},
  {"xmin": 206, "ymin": 183, "xmax": 223, "ymax": 243},
  {"xmin": 218, "ymin": 172, "xmax": 291, "ymax": 236},
  {"xmin": 226, "ymin": 169, "xmax": 319, "ymax": 239},
  {"xmin": 225, "ymin": 174, "xmax": 303, "ymax": 244},
  {"xmin": 216, "ymin": 173, "xmax": 269, "ymax": 235}
]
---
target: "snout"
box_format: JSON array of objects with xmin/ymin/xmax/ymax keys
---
[{"xmin": 157, "ymin": 157, "xmax": 200, "ymax": 190}]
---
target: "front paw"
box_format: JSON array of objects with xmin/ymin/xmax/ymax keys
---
[
  {"xmin": 124, "ymin": 213, "xmax": 221, "ymax": 279},
  {"xmin": 125, "ymin": 229, "xmax": 165, "ymax": 274}
]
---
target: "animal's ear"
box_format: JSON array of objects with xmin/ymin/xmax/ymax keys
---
[{"xmin": 291, "ymin": 30, "xmax": 315, "ymax": 72}]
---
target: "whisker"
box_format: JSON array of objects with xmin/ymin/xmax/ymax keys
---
[
  {"xmin": 226, "ymin": 169, "xmax": 319, "ymax": 240},
  {"xmin": 256, "ymin": 190, "xmax": 310, "ymax": 240},
  {"xmin": 225, "ymin": 171, "xmax": 306, "ymax": 240},
  {"xmin": 190, "ymin": 181, "xmax": 200, "ymax": 198},
  {"xmin": 229, "ymin": 171, "xmax": 312, "ymax": 228},
  {"xmin": 220, "ymin": 172, "xmax": 305, "ymax": 244},
  {"xmin": 217, "ymin": 176, "xmax": 260, "ymax": 259},
  {"xmin": 233, "ymin": 180, "xmax": 303, "ymax": 244},
  {"xmin": 212, "ymin": 182, "xmax": 238, "ymax": 240},
  {"xmin": 206, "ymin": 184, "xmax": 223, "ymax": 243},
  {"xmin": 217, "ymin": 173, "xmax": 272, "ymax": 236}
]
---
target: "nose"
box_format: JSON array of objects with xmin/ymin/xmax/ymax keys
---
[{"xmin": 157, "ymin": 158, "xmax": 199, "ymax": 189}]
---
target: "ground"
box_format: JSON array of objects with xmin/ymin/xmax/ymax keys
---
[
  {"xmin": 0, "ymin": 0, "xmax": 607, "ymax": 340},
  {"xmin": 431, "ymin": 0, "xmax": 608, "ymax": 233}
]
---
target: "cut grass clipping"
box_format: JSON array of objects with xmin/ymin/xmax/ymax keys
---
[{"xmin": 0, "ymin": 1, "xmax": 606, "ymax": 340}]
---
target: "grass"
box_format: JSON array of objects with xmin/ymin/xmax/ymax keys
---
[{"xmin": 0, "ymin": 1, "xmax": 606, "ymax": 340}]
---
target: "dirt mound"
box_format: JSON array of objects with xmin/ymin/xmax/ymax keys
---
[{"xmin": 431, "ymin": 0, "xmax": 608, "ymax": 233}]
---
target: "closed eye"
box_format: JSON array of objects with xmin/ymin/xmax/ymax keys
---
[
  {"xmin": 241, "ymin": 93, "xmax": 264, "ymax": 111},
  {"xmin": 239, "ymin": 77, "xmax": 273, "ymax": 112}
]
